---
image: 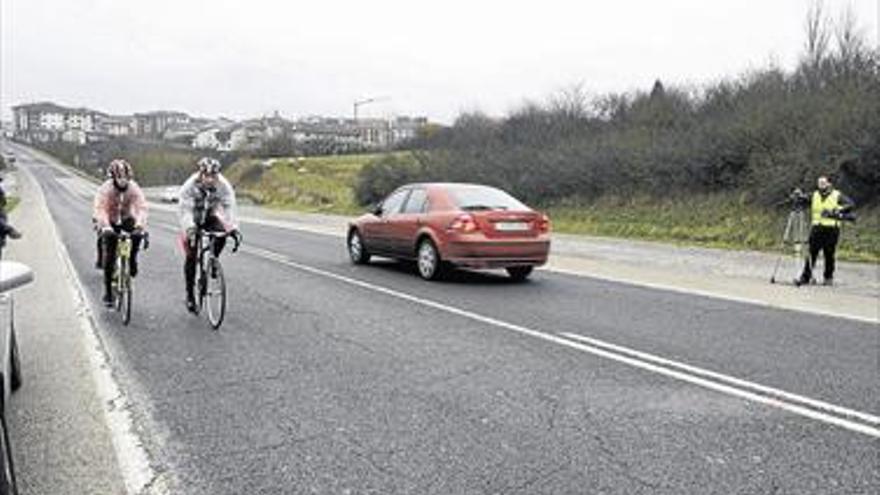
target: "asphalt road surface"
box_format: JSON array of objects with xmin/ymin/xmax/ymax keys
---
[{"xmin": 17, "ymin": 151, "xmax": 880, "ymax": 494}]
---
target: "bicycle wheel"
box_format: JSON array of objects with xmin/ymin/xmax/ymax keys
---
[
  {"xmin": 196, "ymin": 259, "xmax": 207, "ymax": 315},
  {"xmin": 205, "ymin": 258, "xmax": 226, "ymax": 330},
  {"xmin": 114, "ymin": 258, "xmax": 125, "ymax": 313}
]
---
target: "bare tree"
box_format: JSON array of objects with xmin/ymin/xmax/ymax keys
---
[
  {"xmin": 834, "ymin": 4, "xmax": 869, "ymax": 76},
  {"xmin": 804, "ymin": 1, "xmax": 831, "ymax": 69}
]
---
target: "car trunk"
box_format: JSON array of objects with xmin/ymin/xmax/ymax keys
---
[{"xmin": 469, "ymin": 210, "xmax": 541, "ymax": 238}]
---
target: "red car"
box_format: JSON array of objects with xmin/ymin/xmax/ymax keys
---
[{"xmin": 347, "ymin": 183, "xmax": 551, "ymax": 281}]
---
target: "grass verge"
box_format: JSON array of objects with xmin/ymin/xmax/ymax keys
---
[
  {"xmin": 548, "ymin": 193, "xmax": 879, "ymax": 263},
  {"xmin": 227, "ymin": 153, "xmax": 407, "ymax": 215}
]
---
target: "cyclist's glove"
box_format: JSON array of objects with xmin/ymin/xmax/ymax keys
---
[{"xmin": 230, "ymin": 229, "xmax": 243, "ymax": 252}]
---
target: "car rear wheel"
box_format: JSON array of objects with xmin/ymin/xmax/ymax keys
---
[
  {"xmin": 506, "ymin": 266, "xmax": 533, "ymax": 282},
  {"xmin": 417, "ymin": 239, "xmax": 444, "ymax": 281},
  {"xmin": 348, "ymin": 230, "xmax": 371, "ymax": 265}
]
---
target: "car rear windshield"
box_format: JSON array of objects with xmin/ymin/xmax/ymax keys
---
[{"xmin": 448, "ymin": 185, "xmax": 530, "ymax": 211}]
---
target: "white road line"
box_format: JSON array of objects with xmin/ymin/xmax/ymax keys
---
[
  {"xmin": 557, "ymin": 332, "xmax": 879, "ymax": 426},
  {"xmin": 23, "ymin": 165, "xmax": 161, "ymax": 495},
  {"xmin": 208, "ymin": 211, "xmax": 877, "ymax": 325},
  {"xmin": 239, "ymin": 244, "xmax": 880, "ymax": 439}
]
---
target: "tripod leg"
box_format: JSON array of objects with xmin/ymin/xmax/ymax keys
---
[{"xmin": 770, "ymin": 213, "xmax": 795, "ymax": 284}]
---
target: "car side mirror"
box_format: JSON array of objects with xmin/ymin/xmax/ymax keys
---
[{"xmin": 371, "ymin": 204, "xmax": 383, "ymax": 216}]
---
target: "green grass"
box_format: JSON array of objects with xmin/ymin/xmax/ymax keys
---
[
  {"xmin": 227, "ymin": 153, "xmax": 409, "ymax": 215},
  {"xmin": 547, "ymin": 193, "xmax": 879, "ymax": 263}
]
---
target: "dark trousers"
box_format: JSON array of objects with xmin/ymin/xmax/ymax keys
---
[
  {"xmin": 184, "ymin": 215, "xmax": 227, "ymax": 299},
  {"xmin": 800, "ymin": 225, "xmax": 839, "ymax": 282},
  {"xmin": 102, "ymin": 217, "xmax": 143, "ymax": 296}
]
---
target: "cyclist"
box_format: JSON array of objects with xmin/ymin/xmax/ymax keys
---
[
  {"xmin": 93, "ymin": 159, "xmax": 148, "ymax": 307},
  {"xmin": 178, "ymin": 157, "xmax": 241, "ymax": 313}
]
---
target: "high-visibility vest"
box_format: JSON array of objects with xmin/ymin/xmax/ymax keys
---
[{"xmin": 812, "ymin": 190, "xmax": 841, "ymax": 227}]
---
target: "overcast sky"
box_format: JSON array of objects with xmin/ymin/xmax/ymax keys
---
[{"xmin": 1, "ymin": 0, "xmax": 877, "ymax": 123}]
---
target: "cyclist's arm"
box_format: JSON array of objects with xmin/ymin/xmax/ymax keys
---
[
  {"xmin": 129, "ymin": 182, "xmax": 149, "ymax": 229},
  {"xmin": 93, "ymin": 181, "xmax": 112, "ymax": 228},
  {"xmin": 216, "ymin": 176, "xmax": 239, "ymax": 231},
  {"xmin": 177, "ymin": 175, "xmax": 199, "ymax": 231}
]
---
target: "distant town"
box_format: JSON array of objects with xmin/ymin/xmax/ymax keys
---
[{"xmin": 4, "ymin": 101, "xmax": 432, "ymax": 153}]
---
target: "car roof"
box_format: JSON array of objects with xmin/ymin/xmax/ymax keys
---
[{"xmin": 402, "ymin": 182, "xmax": 501, "ymax": 190}]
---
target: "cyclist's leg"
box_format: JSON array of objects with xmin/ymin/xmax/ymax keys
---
[
  {"xmin": 207, "ymin": 215, "xmax": 227, "ymax": 256},
  {"xmin": 121, "ymin": 217, "xmax": 142, "ymax": 277},
  {"xmin": 95, "ymin": 232, "xmax": 104, "ymax": 269},
  {"xmin": 102, "ymin": 230, "xmax": 118, "ymax": 304},
  {"xmin": 184, "ymin": 233, "xmax": 198, "ymax": 310}
]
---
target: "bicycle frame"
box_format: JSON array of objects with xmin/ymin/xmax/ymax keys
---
[{"xmin": 113, "ymin": 230, "xmax": 133, "ymax": 324}]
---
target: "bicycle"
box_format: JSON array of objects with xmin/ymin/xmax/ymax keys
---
[
  {"xmin": 193, "ymin": 229, "xmax": 240, "ymax": 330},
  {"xmin": 111, "ymin": 229, "xmax": 148, "ymax": 325}
]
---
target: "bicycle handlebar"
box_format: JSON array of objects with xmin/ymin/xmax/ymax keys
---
[{"xmin": 197, "ymin": 230, "xmax": 241, "ymax": 253}]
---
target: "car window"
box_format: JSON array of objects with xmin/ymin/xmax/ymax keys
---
[
  {"xmin": 401, "ymin": 188, "xmax": 428, "ymax": 214},
  {"xmin": 381, "ymin": 189, "xmax": 410, "ymax": 216},
  {"xmin": 447, "ymin": 185, "xmax": 530, "ymax": 211}
]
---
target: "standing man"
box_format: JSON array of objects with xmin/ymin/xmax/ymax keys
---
[
  {"xmin": 93, "ymin": 159, "xmax": 149, "ymax": 306},
  {"xmin": 795, "ymin": 175, "xmax": 855, "ymax": 286}
]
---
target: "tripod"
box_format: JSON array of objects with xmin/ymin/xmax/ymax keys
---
[{"xmin": 769, "ymin": 205, "xmax": 814, "ymax": 284}]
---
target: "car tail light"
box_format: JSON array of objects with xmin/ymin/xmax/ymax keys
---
[
  {"xmin": 448, "ymin": 213, "xmax": 479, "ymax": 233},
  {"xmin": 537, "ymin": 214, "xmax": 551, "ymax": 234}
]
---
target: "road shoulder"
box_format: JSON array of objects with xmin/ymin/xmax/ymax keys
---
[{"xmin": 6, "ymin": 164, "xmax": 131, "ymax": 494}]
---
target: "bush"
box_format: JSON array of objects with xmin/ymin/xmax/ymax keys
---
[{"xmin": 354, "ymin": 153, "xmax": 426, "ymax": 205}]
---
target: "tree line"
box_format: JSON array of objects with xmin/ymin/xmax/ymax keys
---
[{"xmin": 357, "ymin": 4, "xmax": 879, "ymax": 208}]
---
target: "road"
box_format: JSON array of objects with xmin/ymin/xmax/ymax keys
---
[{"xmin": 11, "ymin": 148, "xmax": 880, "ymax": 493}]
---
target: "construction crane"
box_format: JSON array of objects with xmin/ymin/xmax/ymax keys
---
[{"xmin": 353, "ymin": 96, "xmax": 390, "ymax": 121}]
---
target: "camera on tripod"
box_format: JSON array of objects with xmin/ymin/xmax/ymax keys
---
[{"xmin": 778, "ymin": 187, "xmax": 810, "ymax": 210}]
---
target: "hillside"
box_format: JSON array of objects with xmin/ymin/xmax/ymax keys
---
[{"xmin": 226, "ymin": 153, "xmax": 410, "ymax": 215}]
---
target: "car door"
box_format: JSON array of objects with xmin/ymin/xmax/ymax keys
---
[
  {"xmin": 387, "ymin": 187, "xmax": 428, "ymax": 257},
  {"xmin": 369, "ymin": 188, "xmax": 410, "ymax": 254}
]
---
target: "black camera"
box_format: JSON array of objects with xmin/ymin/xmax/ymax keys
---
[
  {"xmin": 782, "ymin": 188, "xmax": 810, "ymax": 209},
  {"xmin": 821, "ymin": 209, "xmax": 857, "ymax": 222}
]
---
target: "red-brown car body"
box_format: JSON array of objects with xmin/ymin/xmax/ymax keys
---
[{"xmin": 347, "ymin": 183, "xmax": 551, "ymax": 280}]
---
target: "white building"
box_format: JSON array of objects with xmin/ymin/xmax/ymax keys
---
[
  {"xmin": 11, "ymin": 102, "xmax": 101, "ymax": 142},
  {"xmin": 61, "ymin": 128, "xmax": 87, "ymax": 145},
  {"xmin": 97, "ymin": 115, "xmax": 135, "ymax": 137}
]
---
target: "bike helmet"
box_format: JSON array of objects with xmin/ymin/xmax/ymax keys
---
[
  {"xmin": 108, "ymin": 159, "xmax": 133, "ymax": 180},
  {"xmin": 197, "ymin": 157, "xmax": 222, "ymax": 175},
  {"xmin": 107, "ymin": 158, "xmax": 134, "ymax": 180}
]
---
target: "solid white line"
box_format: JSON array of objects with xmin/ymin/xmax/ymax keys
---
[
  {"xmin": 23, "ymin": 164, "xmax": 161, "ymax": 495},
  {"xmin": 558, "ymin": 332, "xmax": 879, "ymax": 425},
  {"xmin": 240, "ymin": 244, "xmax": 880, "ymax": 438}
]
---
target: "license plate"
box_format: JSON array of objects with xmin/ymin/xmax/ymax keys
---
[{"xmin": 494, "ymin": 221, "xmax": 529, "ymax": 231}]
